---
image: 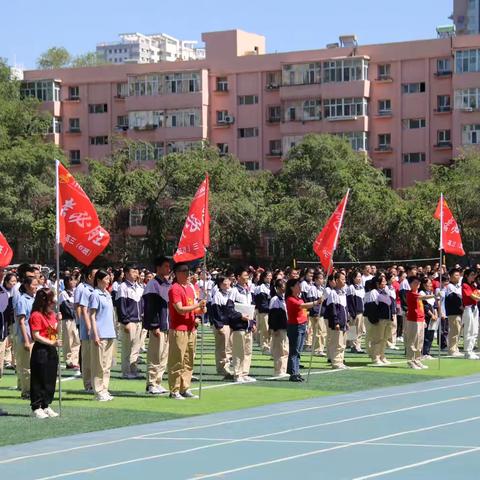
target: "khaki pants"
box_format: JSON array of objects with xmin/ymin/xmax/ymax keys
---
[
  {"xmin": 351, "ymin": 313, "xmax": 365, "ymax": 351},
  {"xmin": 371, "ymin": 319, "xmax": 391, "ymax": 361},
  {"xmin": 91, "ymin": 339, "xmax": 114, "ymax": 396},
  {"xmin": 271, "ymin": 329, "xmax": 289, "ymax": 375},
  {"xmin": 256, "ymin": 313, "xmax": 271, "ymax": 352},
  {"xmin": 5, "ymin": 325, "xmax": 15, "ymax": 365},
  {"xmin": 404, "ymin": 320, "xmax": 424, "ymax": 362},
  {"xmin": 167, "ymin": 330, "xmax": 196, "ymax": 394},
  {"xmin": 447, "ymin": 315, "xmax": 462, "ymax": 355},
  {"xmin": 308, "ymin": 316, "xmax": 327, "ymax": 354},
  {"xmin": 0, "ymin": 338, "xmax": 6, "ymax": 377},
  {"xmin": 15, "ymin": 337, "xmax": 31, "ymax": 395},
  {"xmin": 140, "ymin": 328, "xmax": 148, "ymax": 351},
  {"xmin": 387, "ymin": 315, "xmax": 398, "ymax": 348},
  {"xmin": 146, "ymin": 330, "xmax": 169, "ymax": 387},
  {"xmin": 328, "ymin": 329, "xmax": 346, "ymax": 368},
  {"xmin": 213, "ymin": 325, "xmax": 232, "ymax": 375},
  {"xmin": 62, "ymin": 319, "xmax": 80, "ymax": 366},
  {"xmin": 81, "ymin": 339, "xmax": 92, "ymax": 390},
  {"xmin": 121, "ymin": 322, "xmax": 143, "ymax": 376},
  {"xmin": 364, "ymin": 318, "xmax": 373, "ymax": 356},
  {"xmin": 232, "ymin": 330, "xmax": 253, "ymax": 377}
]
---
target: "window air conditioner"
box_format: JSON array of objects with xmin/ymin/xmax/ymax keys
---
[{"xmin": 224, "ymin": 115, "xmax": 235, "ymax": 124}]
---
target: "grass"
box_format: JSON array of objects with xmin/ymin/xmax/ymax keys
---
[{"xmin": 0, "ymin": 329, "xmax": 478, "ymax": 447}]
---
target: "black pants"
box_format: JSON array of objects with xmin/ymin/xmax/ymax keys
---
[
  {"xmin": 396, "ymin": 315, "xmax": 404, "ymax": 337},
  {"xmin": 422, "ymin": 328, "xmax": 435, "ymax": 356},
  {"xmin": 30, "ymin": 343, "xmax": 58, "ymax": 411}
]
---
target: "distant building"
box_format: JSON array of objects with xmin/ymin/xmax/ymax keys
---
[
  {"xmin": 96, "ymin": 32, "xmax": 205, "ymax": 64},
  {"xmin": 453, "ymin": 0, "xmax": 480, "ymax": 34}
]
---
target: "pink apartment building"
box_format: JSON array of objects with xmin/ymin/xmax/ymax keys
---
[{"xmin": 22, "ymin": 29, "xmax": 480, "ymax": 192}]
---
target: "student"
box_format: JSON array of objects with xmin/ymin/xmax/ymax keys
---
[
  {"xmin": 286, "ymin": 278, "xmax": 322, "ymax": 381},
  {"xmin": 143, "ymin": 256, "xmax": 171, "ymax": 395},
  {"xmin": 89, "ymin": 269, "xmax": 117, "ymax": 401},
  {"xmin": 363, "ymin": 278, "xmax": 379, "ymax": 361},
  {"xmin": 2, "ymin": 272, "xmax": 18, "ymax": 371},
  {"xmin": 445, "ymin": 268, "xmax": 464, "ymax": 357},
  {"xmin": 385, "ymin": 272, "xmax": 399, "ymax": 350},
  {"xmin": 301, "ymin": 268, "xmax": 315, "ymax": 352},
  {"xmin": 0, "ymin": 271, "xmax": 10, "ymax": 379},
  {"xmin": 399, "ymin": 266, "xmax": 417, "ymax": 316},
  {"xmin": 309, "ymin": 271, "xmax": 326, "ymax": 356},
  {"xmin": 117, "ymin": 265, "xmax": 144, "ymax": 379},
  {"xmin": 254, "ymin": 270, "xmax": 272, "ymax": 355},
  {"xmin": 59, "ymin": 275, "xmax": 80, "ymax": 371},
  {"xmin": 461, "ymin": 269, "xmax": 480, "ymax": 360},
  {"xmin": 361, "ymin": 265, "xmax": 373, "ymax": 287},
  {"xmin": 435, "ymin": 275, "xmax": 450, "ymax": 352},
  {"xmin": 370, "ymin": 275, "xmax": 393, "ymax": 366},
  {"xmin": 405, "ymin": 276, "xmax": 435, "ymax": 370},
  {"xmin": 420, "ymin": 277, "xmax": 438, "ymax": 360},
  {"xmin": 346, "ymin": 270, "xmax": 365, "ymax": 354},
  {"xmin": 392, "ymin": 269, "xmax": 404, "ymax": 343},
  {"xmin": 167, "ymin": 263, "xmax": 206, "ymax": 399},
  {"xmin": 268, "ymin": 278, "xmax": 289, "ymax": 378},
  {"xmin": 229, "ymin": 268, "xmax": 256, "ymax": 383},
  {"xmin": 29, "ymin": 288, "xmax": 62, "ymax": 419},
  {"xmin": 324, "ymin": 271, "xmax": 349, "ymax": 370}
]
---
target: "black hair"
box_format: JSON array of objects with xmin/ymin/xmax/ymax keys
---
[
  {"xmin": 63, "ymin": 275, "xmax": 76, "ymax": 291},
  {"xmin": 235, "ymin": 266, "xmax": 249, "ymax": 278},
  {"xmin": 123, "ymin": 264, "xmax": 139, "ymax": 275},
  {"xmin": 464, "ymin": 268, "xmax": 476, "ymax": 283},
  {"xmin": 348, "ymin": 269, "xmax": 361, "ymax": 285},
  {"xmin": 3, "ymin": 273, "xmax": 17, "ymax": 289},
  {"xmin": 408, "ymin": 275, "xmax": 420, "ymax": 285},
  {"xmin": 274, "ymin": 278, "xmax": 286, "ymax": 290},
  {"xmin": 93, "ymin": 269, "xmax": 110, "ymax": 289},
  {"xmin": 449, "ymin": 268, "xmax": 461, "ymax": 276},
  {"xmin": 154, "ymin": 255, "xmax": 171, "ymax": 268},
  {"xmin": 285, "ymin": 278, "xmax": 301, "ymax": 298}
]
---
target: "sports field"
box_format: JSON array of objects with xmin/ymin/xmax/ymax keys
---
[{"xmin": 0, "ymin": 329, "xmax": 479, "ymax": 447}]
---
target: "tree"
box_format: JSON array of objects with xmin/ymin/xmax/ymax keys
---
[
  {"xmin": 36, "ymin": 47, "xmax": 71, "ymax": 69},
  {"xmin": 71, "ymin": 52, "xmax": 107, "ymax": 68}
]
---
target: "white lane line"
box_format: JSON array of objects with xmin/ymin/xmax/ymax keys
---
[
  {"xmin": 351, "ymin": 447, "xmax": 480, "ymax": 480},
  {"xmin": 31, "ymin": 396, "xmax": 479, "ymax": 479},
  {"xmin": 186, "ymin": 416, "xmax": 480, "ymax": 480},
  {"xmin": 3, "ymin": 378, "xmax": 480, "ymax": 465}
]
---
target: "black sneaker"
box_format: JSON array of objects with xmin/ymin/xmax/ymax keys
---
[
  {"xmin": 289, "ymin": 375, "xmax": 303, "ymax": 382},
  {"xmin": 223, "ymin": 373, "xmax": 234, "ymax": 380}
]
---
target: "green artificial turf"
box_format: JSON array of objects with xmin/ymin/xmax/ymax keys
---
[{"xmin": 0, "ymin": 330, "xmax": 478, "ymax": 447}]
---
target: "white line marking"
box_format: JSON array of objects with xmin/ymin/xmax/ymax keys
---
[
  {"xmin": 2, "ymin": 378, "xmax": 480, "ymax": 465},
  {"xmin": 187, "ymin": 416, "xmax": 480, "ymax": 479},
  {"xmin": 351, "ymin": 447, "xmax": 480, "ymax": 480},
  {"xmin": 31, "ymin": 396, "xmax": 479, "ymax": 479}
]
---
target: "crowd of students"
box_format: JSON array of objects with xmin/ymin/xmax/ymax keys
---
[{"xmin": 1, "ymin": 258, "xmax": 480, "ymax": 418}]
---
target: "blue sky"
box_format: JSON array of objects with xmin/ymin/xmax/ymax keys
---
[{"xmin": 3, "ymin": 0, "xmax": 453, "ymax": 69}]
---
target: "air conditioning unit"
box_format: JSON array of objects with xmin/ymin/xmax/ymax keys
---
[
  {"xmin": 224, "ymin": 115, "xmax": 235, "ymax": 124},
  {"xmin": 267, "ymin": 83, "xmax": 279, "ymax": 89},
  {"xmin": 271, "ymin": 149, "xmax": 282, "ymax": 156},
  {"xmin": 463, "ymin": 107, "xmax": 474, "ymax": 112}
]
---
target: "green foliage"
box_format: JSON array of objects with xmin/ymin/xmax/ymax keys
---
[
  {"xmin": 36, "ymin": 47, "xmax": 71, "ymax": 69},
  {"xmin": 71, "ymin": 52, "xmax": 107, "ymax": 68}
]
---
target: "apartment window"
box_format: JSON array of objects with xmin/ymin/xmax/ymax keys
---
[
  {"xmin": 335, "ymin": 131, "xmax": 368, "ymax": 151},
  {"xmin": 68, "ymin": 86, "xmax": 79, "ymax": 100},
  {"xmin": 403, "ymin": 118, "xmax": 426, "ymax": 129},
  {"xmin": 242, "ymin": 161, "xmax": 260, "ymax": 171},
  {"xmin": 68, "ymin": 118, "xmax": 80, "ymax": 132},
  {"xmin": 455, "ymin": 88, "xmax": 480, "ymax": 110},
  {"xmin": 437, "ymin": 95, "xmax": 451, "ymax": 112},
  {"xmin": 437, "ymin": 129, "xmax": 451, "ymax": 145},
  {"xmin": 128, "ymin": 74, "xmax": 160, "ymax": 96},
  {"xmin": 267, "ymin": 105, "xmax": 281, "ymax": 123},
  {"xmin": 20, "ymin": 80, "xmax": 60, "ymax": 102},
  {"xmin": 282, "ymin": 63, "xmax": 321, "ymax": 86},
  {"xmin": 402, "ymin": 82, "xmax": 426, "ymax": 94},
  {"xmin": 377, "ymin": 64, "xmax": 391, "ymax": 80},
  {"xmin": 455, "ymin": 49, "xmax": 480, "ymax": 73},
  {"xmin": 238, "ymin": 127, "xmax": 259, "ymax": 138},
  {"xmin": 88, "ymin": 103, "xmax": 108, "ymax": 114},
  {"xmin": 217, "ymin": 143, "xmax": 229, "ymax": 155},
  {"xmin": 51, "ymin": 117, "xmax": 62, "ymax": 134},
  {"xmin": 216, "ymin": 110, "xmax": 229, "ymax": 124},
  {"xmin": 378, "ymin": 99, "xmax": 392, "ymax": 115},
  {"xmin": 117, "ymin": 115, "xmax": 129, "ymax": 129},
  {"xmin": 462, "ymin": 124, "xmax": 480, "ymax": 144},
  {"xmin": 287, "ymin": 106, "xmax": 296, "ymax": 122},
  {"xmin": 378, "ymin": 133, "xmax": 391, "ymax": 149},
  {"xmin": 266, "ymin": 71, "xmax": 281, "ymax": 88},
  {"xmin": 269, "ymin": 139, "xmax": 282, "ymax": 155},
  {"xmin": 323, "ymin": 58, "xmax": 369, "ymax": 83},
  {"xmin": 403, "ymin": 152, "xmax": 426, "ymax": 163},
  {"xmin": 129, "ymin": 207, "xmax": 145, "ymax": 227},
  {"xmin": 436, "ymin": 58, "xmax": 452, "ymax": 74},
  {"xmin": 116, "ymin": 83, "xmax": 128, "ymax": 97},
  {"xmin": 282, "ymin": 135, "xmax": 304, "ymax": 154},
  {"xmin": 238, "ymin": 95, "xmax": 259, "ymax": 105},
  {"xmin": 129, "ymin": 110, "xmax": 164, "ymax": 129},
  {"xmin": 303, "ymin": 99, "xmax": 322, "ymax": 120},
  {"xmin": 166, "ymin": 109, "xmax": 200, "ymax": 128},
  {"xmin": 166, "ymin": 72, "xmax": 200, "ymax": 93},
  {"xmin": 382, "ymin": 168, "xmax": 392, "ymax": 185},
  {"xmin": 89, "ymin": 136, "xmax": 109, "ymax": 145},
  {"xmin": 69, "ymin": 150, "xmax": 81, "ymax": 165},
  {"xmin": 324, "ymin": 97, "xmax": 368, "ymax": 118},
  {"xmin": 216, "ymin": 77, "xmax": 228, "ymax": 92}
]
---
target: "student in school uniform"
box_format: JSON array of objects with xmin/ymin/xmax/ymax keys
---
[
  {"xmin": 324, "ymin": 271, "xmax": 349, "ymax": 370},
  {"xmin": 385, "ymin": 272, "xmax": 399, "ymax": 350},
  {"xmin": 2, "ymin": 272, "xmax": 18, "ymax": 372},
  {"xmin": 268, "ymin": 278, "xmax": 289, "ymax": 378},
  {"xmin": 346, "ymin": 270, "xmax": 365, "ymax": 354},
  {"xmin": 143, "ymin": 256, "xmax": 171, "ymax": 395},
  {"xmin": 445, "ymin": 268, "xmax": 464, "ymax": 357},
  {"xmin": 301, "ymin": 268, "xmax": 315, "ymax": 352},
  {"xmin": 59, "ymin": 275, "xmax": 80, "ymax": 371},
  {"xmin": 399, "ymin": 266, "xmax": 417, "ymax": 319},
  {"xmin": 0, "ymin": 272, "xmax": 10, "ymax": 380},
  {"xmin": 254, "ymin": 270, "xmax": 272, "ymax": 355},
  {"xmin": 392, "ymin": 269, "xmax": 404, "ymax": 343},
  {"xmin": 308, "ymin": 271, "xmax": 326, "ymax": 357},
  {"xmin": 89, "ymin": 269, "xmax": 117, "ymax": 401},
  {"xmin": 461, "ymin": 269, "xmax": 480, "ymax": 360},
  {"xmin": 435, "ymin": 275, "xmax": 449, "ymax": 351},
  {"xmin": 229, "ymin": 268, "xmax": 257, "ymax": 383},
  {"xmin": 363, "ymin": 278, "xmax": 380, "ymax": 361},
  {"xmin": 420, "ymin": 277, "xmax": 438, "ymax": 360}
]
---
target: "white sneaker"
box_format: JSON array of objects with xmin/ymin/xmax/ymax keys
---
[
  {"xmin": 415, "ymin": 361, "xmax": 429, "ymax": 369},
  {"xmin": 181, "ymin": 390, "xmax": 199, "ymax": 399},
  {"xmin": 234, "ymin": 376, "xmax": 246, "ymax": 383},
  {"xmin": 372, "ymin": 360, "xmax": 384, "ymax": 366},
  {"xmin": 396, "ymin": 336, "xmax": 404, "ymax": 343},
  {"xmin": 422, "ymin": 355, "xmax": 434, "ymax": 360},
  {"xmin": 169, "ymin": 392, "xmax": 185, "ymax": 400},
  {"xmin": 95, "ymin": 392, "xmax": 112, "ymax": 402},
  {"xmin": 147, "ymin": 385, "xmax": 168, "ymax": 395},
  {"xmin": 389, "ymin": 346, "xmax": 400, "ymax": 351},
  {"xmin": 451, "ymin": 351, "xmax": 464, "ymax": 358},
  {"xmin": 380, "ymin": 358, "xmax": 391, "ymax": 365},
  {"xmin": 466, "ymin": 352, "xmax": 480, "ymax": 360},
  {"xmin": 243, "ymin": 376, "xmax": 257, "ymax": 382},
  {"xmin": 32, "ymin": 408, "xmax": 49, "ymax": 419},
  {"xmin": 272, "ymin": 373, "xmax": 290, "ymax": 379},
  {"xmin": 407, "ymin": 361, "xmax": 422, "ymax": 370},
  {"xmin": 43, "ymin": 407, "xmax": 59, "ymax": 418}
]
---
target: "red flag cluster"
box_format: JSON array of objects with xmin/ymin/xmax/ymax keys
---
[
  {"xmin": 0, "ymin": 232, "xmax": 13, "ymax": 268},
  {"xmin": 173, "ymin": 176, "xmax": 210, "ymax": 263},
  {"xmin": 434, "ymin": 196, "xmax": 465, "ymax": 257},
  {"xmin": 313, "ymin": 191, "xmax": 349, "ymax": 273},
  {"xmin": 57, "ymin": 161, "xmax": 110, "ymax": 265}
]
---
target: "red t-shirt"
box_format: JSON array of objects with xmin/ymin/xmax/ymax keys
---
[
  {"xmin": 286, "ymin": 296, "xmax": 308, "ymax": 325},
  {"xmin": 462, "ymin": 283, "xmax": 478, "ymax": 307},
  {"xmin": 168, "ymin": 282, "xmax": 196, "ymax": 331},
  {"xmin": 406, "ymin": 291, "xmax": 425, "ymax": 322},
  {"xmin": 392, "ymin": 280, "xmax": 401, "ymax": 307},
  {"xmin": 30, "ymin": 311, "xmax": 58, "ymax": 341}
]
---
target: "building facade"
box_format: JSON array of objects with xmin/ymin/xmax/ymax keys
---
[
  {"xmin": 22, "ymin": 29, "xmax": 480, "ymax": 193},
  {"xmin": 96, "ymin": 32, "xmax": 205, "ymax": 64},
  {"xmin": 453, "ymin": 0, "xmax": 480, "ymax": 34}
]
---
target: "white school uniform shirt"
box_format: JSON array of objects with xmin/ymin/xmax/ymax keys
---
[
  {"xmin": 435, "ymin": 286, "xmax": 447, "ymax": 318},
  {"xmin": 361, "ymin": 274, "xmax": 373, "ymax": 287}
]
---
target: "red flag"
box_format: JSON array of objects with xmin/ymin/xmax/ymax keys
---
[
  {"xmin": 0, "ymin": 232, "xmax": 13, "ymax": 267},
  {"xmin": 313, "ymin": 191, "xmax": 349, "ymax": 273},
  {"xmin": 173, "ymin": 176, "xmax": 210, "ymax": 263},
  {"xmin": 57, "ymin": 161, "xmax": 110, "ymax": 265},
  {"xmin": 434, "ymin": 196, "xmax": 465, "ymax": 256}
]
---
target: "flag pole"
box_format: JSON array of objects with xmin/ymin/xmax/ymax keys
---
[
  {"xmin": 55, "ymin": 160, "xmax": 63, "ymax": 416},
  {"xmin": 438, "ymin": 193, "xmax": 444, "ymax": 371},
  {"xmin": 198, "ymin": 252, "xmax": 207, "ymax": 400}
]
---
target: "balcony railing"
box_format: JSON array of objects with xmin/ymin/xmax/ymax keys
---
[
  {"xmin": 434, "ymin": 141, "xmax": 452, "ymax": 149},
  {"xmin": 374, "ymin": 145, "xmax": 393, "ymax": 153},
  {"xmin": 375, "ymin": 75, "xmax": 393, "ymax": 82},
  {"xmin": 434, "ymin": 70, "xmax": 453, "ymax": 78},
  {"xmin": 267, "ymin": 150, "xmax": 282, "ymax": 157},
  {"xmin": 434, "ymin": 106, "xmax": 451, "ymax": 113}
]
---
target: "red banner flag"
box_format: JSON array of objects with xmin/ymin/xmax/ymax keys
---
[
  {"xmin": 313, "ymin": 191, "xmax": 350, "ymax": 273},
  {"xmin": 173, "ymin": 176, "xmax": 210, "ymax": 263},
  {"xmin": 56, "ymin": 161, "xmax": 110, "ymax": 266},
  {"xmin": 434, "ymin": 195, "xmax": 465, "ymax": 256},
  {"xmin": 0, "ymin": 232, "xmax": 13, "ymax": 267}
]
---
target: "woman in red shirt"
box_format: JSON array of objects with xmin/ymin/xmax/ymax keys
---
[
  {"xmin": 29, "ymin": 288, "xmax": 62, "ymax": 419},
  {"xmin": 285, "ymin": 278, "xmax": 322, "ymax": 382},
  {"xmin": 462, "ymin": 269, "xmax": 480, "ymax": 360}
]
